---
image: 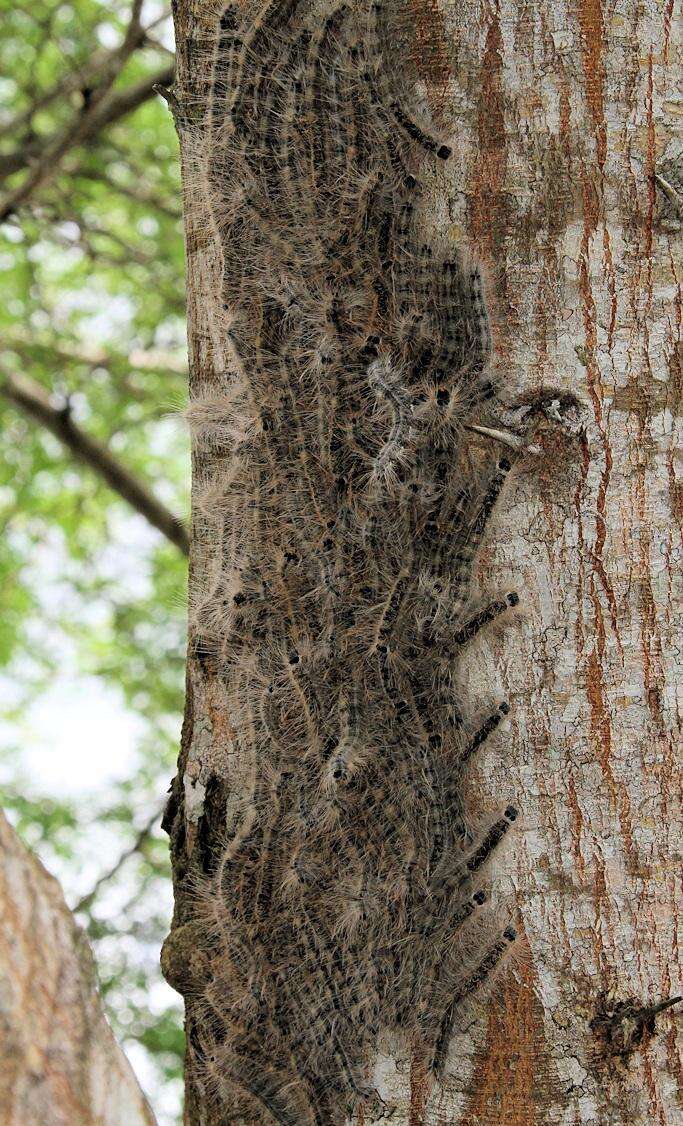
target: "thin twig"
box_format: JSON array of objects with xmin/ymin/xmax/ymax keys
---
[
  {"xmin": 466, "ymin": 423, "xmax": 541, "ymax": 455},
  {"xmin": 654, "ymin": 172, "xmax": 683, "ymax": 215},
  {"xmin": 647, "ymin": 996, "xmax": 682, "ymax": 1017},
  {"xmin": 69, "ymin": 164, "xmax": 182, "ymax": 220},
  {"xmin": 73, "ymin": 806, "xmax": 164, "ymax": 914}
]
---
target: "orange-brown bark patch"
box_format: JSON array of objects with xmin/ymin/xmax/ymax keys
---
[
  {"xmin": 410, "ymin": 1047, "xmax": 431, "ymax": 1125},
  {"xmin": 461, "ymin": 932, "xmax": 554, "ymax": 1124},
  {"xmin": 408, "ymin": 0, "xmax": 453, "ymax": 113},
  {"xmin": 575, "ymin": 0, "xmax": 607, "ymax": 169}
]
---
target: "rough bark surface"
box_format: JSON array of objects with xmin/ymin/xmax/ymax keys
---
[
  {"xmin": 165, "ymin": 0, "xmax": 682, "ymax": 1122},
  {"xmin": 0, "ymin": 810, "xmax": 156, "ymax": 1126}
]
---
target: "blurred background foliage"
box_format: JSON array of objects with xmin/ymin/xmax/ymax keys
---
[{"xmin": 0, "ymin": 1, "xmax": 187, "ymax": 1120}]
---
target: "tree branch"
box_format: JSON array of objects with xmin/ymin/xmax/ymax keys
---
[
  {"xmin": 0, "ymin": 49, "xmax": 124, "ymax": 146},
  {"xmin": 1, "ymin": 371, "xmax": 189, "ymax": 556},
  {"xmin": 0, "ymin": 64, "xmax": 175, "ymax": 220},
  {"xmin": 0, "ymin": 8, "xmax": 172, "ymax": 156}
]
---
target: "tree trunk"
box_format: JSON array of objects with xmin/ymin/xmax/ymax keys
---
[
  {"xmin": 0, "ymin": 811, "xmax": 156, "ymax": 1126},
  {"xmin": 164, "ymin": 1, "xmax": 682, "ymax": 1122}
]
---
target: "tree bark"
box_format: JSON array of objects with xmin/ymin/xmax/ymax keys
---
[
  {"xmin": 0, "ymin": 810, "xmax": 156, "ymax": 1126},
  {"xmin": 165, "ymin": 1, "xmax": 682, "ymax": 1123}
]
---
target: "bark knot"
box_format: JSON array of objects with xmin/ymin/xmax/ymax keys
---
[{"xmin": 590, "ymin": 993, "xmax": 682, "ymax": 1060}]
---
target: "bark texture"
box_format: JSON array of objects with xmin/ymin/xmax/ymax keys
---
[
  {"xmin": 0, "ymin": 810, "xmax": 156, "ymax": 1126},
  {"xmin": 165, "ymin": 0, "xmax": 682, "ymax": 1122}
]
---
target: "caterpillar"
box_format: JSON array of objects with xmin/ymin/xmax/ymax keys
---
[{"xmin": 177, "ymin": 1, "xmax": 530, "ymax": 1120}]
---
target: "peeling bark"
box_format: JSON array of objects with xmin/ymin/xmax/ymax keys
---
[
  {"xmin": 0, "ymin": 811, "xmax": 156, "ymax": 1126},
  {"xmin": 167, "ymin": 0, "xmax": 682, "ymax": 1122}
]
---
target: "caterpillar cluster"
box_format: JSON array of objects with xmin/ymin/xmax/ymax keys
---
[{"xmin": 182, "ymin": 2, "xmax": 525, "ymax": 1122}]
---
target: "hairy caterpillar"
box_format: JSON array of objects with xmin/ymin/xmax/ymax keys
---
[{"xmin": 173, "ymin": 1, "xmax": 532, "ymax": 1121}]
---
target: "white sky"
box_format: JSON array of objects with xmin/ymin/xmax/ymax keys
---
[{"xmin": 1, "ymin": 675, "xmax": 145, "ymax": 796}]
